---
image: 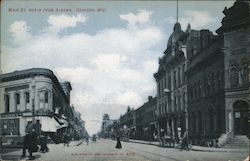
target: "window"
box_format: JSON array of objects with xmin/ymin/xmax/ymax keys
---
[
  {"xmin": 194, "ymin": 83, "xmax": 197, "ymax": 99},
  {"xmin": 174, "ymin": 96, "xmax": 177, "ymax": 112},
  {"xmin": 230, "ymin": 66, "xmax": 238, "ymax": 87},
  {"xmin": 209, "ymin": 108, "xmax": 214, "ymax": 130},
  {"xmin": 15, "ymin": 93, "xmax": 20, "ymax": 105},
  {"xmin": 182, "ymin": 93, "xmax": 186, "ymax": 109},
  {"xmin": 182, "ymin": 64, "xmax": 186, "ymax": 84},
  {"xmin": 4, "ymin": 94, "xmax": 10, "ymax": 112},
  {"xmin": 241, "ymin": 62, "xmax": 249, "ymax": 85},
  {"xmin": 178, "ymin": 96, "xmax": 181, "ymax": 111},
  {"xmin": 178, "ymin": 67, "xmax": 181, "ymax": 87},
  {"xmin": 190, "ymin": 85, "xmax": 193, "ymax": 100},
  {"xmin": 174, "ymin": 71, "xmax": 177, "ymax": 88},
  {"xmin": 168, "ymin": 75, "xmax": 171, "ymax": 90},
  {"xmin": 25, "ymin": 92, "xmax": 30, "ymax": 103},
  {"xmin": 198, "ymin": 81, "xmax": 202, "ymax": 97},
  {"xmin": 165, "ymin": 100, "xmax": 167, "ymax": 113},
  {"xmin": 157, "ymin": 82, "xmax": 160, "ymax": 96},
  {"xmin": 45, "ymin": 91, "xmax": 49, "ymax": 103}
]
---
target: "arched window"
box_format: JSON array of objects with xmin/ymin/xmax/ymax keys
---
[
  {"xmin": 230, "ymin": 65, "xmax": 239, "ymax": 87},
  {"xmin": 241, "ymin": 62, "xmax": 249, "ymax": 85}
]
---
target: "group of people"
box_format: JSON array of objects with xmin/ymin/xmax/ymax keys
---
[{"xmin": 22, "ymin": 129, "xmax": 49, "ymax": 159}]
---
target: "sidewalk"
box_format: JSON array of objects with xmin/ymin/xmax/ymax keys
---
[
  {"xmin": 68, "ymin": 139, "xmax": 84, "ymax": 146},
  {"xmin": 128, "ymin": 139, "xmax": 249, "ymax": 153}
]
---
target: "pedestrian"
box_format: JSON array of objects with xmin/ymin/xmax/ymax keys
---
[
  {"xmin": 25, "ymin": 128, "xmax": 38, "ymax": 159},
  {"xmin": 21, "ymin": 132, "xmax": 29, "ymax": 158},
  {"xmin": 40, "ymin": 133, "xmax": 49, "ymax": 153},
  {"xmin": 181, "ymin": 130, "xmax": 189, "ymax": 150},
  {"xmin": 63, "ymin": 133, "xmax": 69, "ymax": 147},
  {"xmin": 115, "ymin": 135, "xmax": 122, "ymax": 149}
]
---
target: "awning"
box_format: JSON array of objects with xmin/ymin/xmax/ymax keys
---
[
  {"xmin": 54, "ymin": 116, "xmax": 69, "ymax": 129},
  {"xmin": 37, "ymin": 116, "xmax": 60, "ymax": 132}
]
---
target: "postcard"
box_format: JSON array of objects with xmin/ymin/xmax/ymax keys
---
[{"xmin": 0, "ymin": 0, "xmax": 249, "ymax": 161}]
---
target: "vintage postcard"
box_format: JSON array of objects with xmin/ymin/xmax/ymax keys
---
[{"xmin": 0, "ymin": 0, "xmax": 249, "ymax": 161}]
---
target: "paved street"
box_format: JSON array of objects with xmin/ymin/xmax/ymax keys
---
[{"xmin": 1, "ymin": 139, "xmax": 248, "ymax": 161}]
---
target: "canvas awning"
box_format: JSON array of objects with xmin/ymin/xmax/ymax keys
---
[
  {"xmin": 54, "ymin": 116, "xmax": 69, "ymax": 129},
  {"xmin": 38, "ymin": 116, "xmax": 60, "ymax": 132}
]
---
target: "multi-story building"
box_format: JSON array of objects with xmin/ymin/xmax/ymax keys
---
[
  {"xmin": 154, "ymin": 22, "xmax": 190, "ymax": 141},
  {"xmin": 154, "ymin": 0, "xmax": 249, "ymax": 146},
  {"xmin": 186, "ymin": 0, "xmax": 250, "ymax": 145},
  {"xmin": 135, "ymin": 96, "xmax": 157, "ymax": 141},
  {"xmin": 186, "ymin": 31, "xmax": 225, "ymax": 145},
  {"xmin": 0, "ymin": 68, "xmax": 83, "ymax": 146},
  {"xmin": 118, "ymin": 107, "xmax": 136, "ymax": 139},
  {"xmin": 216, "ymin": 0, "xmax": 250, "ymax": 141},
  {"xmin": 101, "ymin": 114, "xmax": 117, "ymax": 138}
]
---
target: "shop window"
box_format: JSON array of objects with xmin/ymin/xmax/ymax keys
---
[{"xmin": 1, "ymin": 118, "xmax": 20, "ymax": 135}]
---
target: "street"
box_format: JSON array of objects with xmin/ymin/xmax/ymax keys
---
[{"xmin": 1, "ymin": 139, "xmax": 248, "ymax": 161}]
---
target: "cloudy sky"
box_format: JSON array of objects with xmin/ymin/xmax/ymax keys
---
[{"xmin": 1, "ymin": 0, "xmax": 235, "ymax": 135}]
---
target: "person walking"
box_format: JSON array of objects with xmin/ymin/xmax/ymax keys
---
[
  {"xmin": 63, "ymin": 133, "xmax": 69, "ymax": 147},
  {"xmin": 40, "ymin": 133, "xmax": 49, "ymax": 153},
  {"xmin": 115, "ymin": 135, "xmax": 122, "ymax": 149},
  {"xmin": 22, "ymin": 128, "xmax": 38, "ymax": 160},
  {"xmin": 181, "ymin": 130, "xmax": 189, "ymax": 151},
  {"xmin": 22, "ymin": 132, "xmax": 30, "ymax": 158}
]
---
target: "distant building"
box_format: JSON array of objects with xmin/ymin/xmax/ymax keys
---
[
  {"xmin": 135, "ymin": 96, "xmax": 157, "ymax": 141},
  {"xmin": 101, "ymin": 114, "xmax": 117, "ymax": 138},
  {"xmin": 119, "ymin": 106, "xmax": 136, "ymax": 139}
]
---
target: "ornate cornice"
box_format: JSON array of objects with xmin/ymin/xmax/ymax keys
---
[{"xmin": 0, "ymin": 68, "xmax": 70, "ymax": 103}]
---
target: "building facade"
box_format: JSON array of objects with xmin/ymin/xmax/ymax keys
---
[
  {"xmin": 154, "ymin": 23, "xmax": 190, "ymax": 142},
  {"xmin": 186, "ymin": 31, "xmax": 226, "ymax": 145},
  {"xmin": 187, "ymin": 0, "xmax": 250, "ymax": 145},
  {"xmin": 0, "ymin": 68, "xmax": 85, "ymax": 146},
  {"xmin": 154, "ymin": 0, "xmax": 250, "ymax": 146},
  {"xmin": 135, "ymin": 96, "xmax": 157, "ymax": 141},
  {"xmin": 217, "ymin": 0, "xmax": 250, "ymax": 139}
]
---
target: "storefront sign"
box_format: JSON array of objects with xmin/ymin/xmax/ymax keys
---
[{"xmin": 0, "ymin": 112, "xmax": 23, "ymax": 118}]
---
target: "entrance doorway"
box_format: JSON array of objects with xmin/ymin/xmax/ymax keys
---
[{"xmin": 233, "ymin": 101, "xmax": 249, "ymax": 135}]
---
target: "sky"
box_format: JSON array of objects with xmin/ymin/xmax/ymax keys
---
[{"xmin": 1, "ymin": 0, "xmax": 235, "ymax": 135}]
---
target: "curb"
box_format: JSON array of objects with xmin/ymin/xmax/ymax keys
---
[{"xmin": 128, "ymin": 140, "xmax": 248, "ymax": 153}]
